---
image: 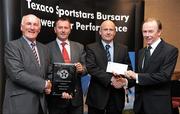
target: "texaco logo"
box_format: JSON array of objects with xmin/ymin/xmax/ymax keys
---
[{"xmin": 57, "ymin": 69, "xmax": 69, "ymax": 79}]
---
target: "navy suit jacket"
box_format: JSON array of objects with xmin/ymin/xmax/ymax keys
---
[
  {"xmin": 134, "ymin": 39, "xmax": 178, "ymax": 114},
  {"xmin": 85, "ymin": 41, "xmax": 132, "ymax": 110}
]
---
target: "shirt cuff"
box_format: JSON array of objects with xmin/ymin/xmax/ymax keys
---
[{"xmin": 135, "ymin": 73, "xmax": 139, "ymax": 84}]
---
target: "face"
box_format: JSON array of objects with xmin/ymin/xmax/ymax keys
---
[
  {"xmin": 142, "ymin": 20, "xmax": 161, "ymax": 45},
  {"xmin": 99, "ymin": 20, "xmax": 116, "ymax": 43},
  {"xmin": 21, "ymin": 15, "xmax": 41, "ymax": 42},
  {"xmin": 54, "ymin": 20, "xmax": 71, "ymax": 41}
]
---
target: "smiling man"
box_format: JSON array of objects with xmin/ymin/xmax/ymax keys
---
[
  {"xmin": 125, "ymin": 18, "xmax": 179, "ymax": 114},
  {"xmin": 3, "ymin": 14, "xmax": 51, "ymax": 114},
  {"xmin": 46, "ymin": 16, "xmax": 87, "ymax": 114},
  {"xmin": 85, "ymin": 20, "xmax": 132, "ymax": 114}
]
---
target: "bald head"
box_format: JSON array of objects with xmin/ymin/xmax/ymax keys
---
[
  {"xmin": 100, "ymin": 20, "xmax": 116, "ymax": 31},
  {"xmin": 99, "ymin": 20, "xmax": 116, "ymax": 43}
]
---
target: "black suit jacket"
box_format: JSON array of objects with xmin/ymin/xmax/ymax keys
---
[
  {"xmin": 134, "ymin": 39, "xmax": 179, "ymax": 114},
  {"xmin": 46, "ymin": 40, "xmax": 86, "ymax": 108},
  {"xmin": 85, "ymin": 41, "xmax": 132, "ymax": 110}
]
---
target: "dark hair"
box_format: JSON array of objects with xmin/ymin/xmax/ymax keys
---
[
  {"xmin": 142, "ymin": 18, "xmax": 162, "ymax": 30},
  {"xmin": 54, "ymin": 16, "xmax": 71, "ymax": 27}
]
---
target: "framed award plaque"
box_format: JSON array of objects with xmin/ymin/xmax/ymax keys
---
[{"xmin": 51, "ymin": 63, "xmax": 76, "ymax": 96}]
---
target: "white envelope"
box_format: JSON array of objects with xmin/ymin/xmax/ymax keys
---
[{"xmin": 106, "ymin": 62, "xmax": 128, "ymax": 75}]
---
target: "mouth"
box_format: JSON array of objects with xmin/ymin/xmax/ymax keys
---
[{"xmin": 28, "ymin": 30, "xmax": 36, "ymax": 34}]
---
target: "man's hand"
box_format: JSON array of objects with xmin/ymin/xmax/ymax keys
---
[
  {"xmin": 111, "ymin": 76, "xmax": 127, "ymax": 89},
  {"xmin": 124, "ymin": 70, "xmax": 137, "ymax": 79},
  {"xmin": 61, "ymin": 92, "xmax": 72, "ymax": 99},
  {"xmin": 45, "ymin": 80, "xmax": 52, "ymax": 94},
  {"xmin": 75, "ymin": 62, "xmax": 84, "ymax": 73}
]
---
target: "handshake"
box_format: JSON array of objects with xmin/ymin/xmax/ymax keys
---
[
  {"xmin": 124, "ymin": 70, "xmax": 137, "ymax": 80},
  {"xmin": 110, "ymin": 70, "xmax": 137, "ymax": 89},
  {"xmin": 111, "ymin": 73, "xmax": 127, "ymax": 89}
]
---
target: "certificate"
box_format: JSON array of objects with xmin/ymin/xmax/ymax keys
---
[
  {"xmin": 51, "ymin": 63, "xmax": 76, "ymax": 96},
  {"xmin": 106, "ymin": 62, "xmax": 128, "ymax": 75}
]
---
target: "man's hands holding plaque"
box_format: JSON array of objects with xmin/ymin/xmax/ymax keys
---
[
  {"xmin": 75, "ymin": 62, "xmax": 84, "ymax": 73},
  {"xmin": 61, "ymin": 92, "xmax": 73, "ymax": 99},
  {"xmin": 45, "ymin": 80, "xmax": 52, "ymax": 94}
]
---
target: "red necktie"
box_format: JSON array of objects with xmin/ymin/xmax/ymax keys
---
[{"xmin": 61, "ymin": 42, "xmax": 71, "ymax": 63}]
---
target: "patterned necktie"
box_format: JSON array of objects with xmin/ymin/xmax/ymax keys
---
[
  {"xmin": 61, "ymin": 42, "xmax": 71, "ymax": 63},
  {"xmin": 31, "ymin": 42, "xmax": 40, "ymax": 65},
  {"xmin": 105, "ymin": 44, "xmax": 111, "ymax": 61},
  {"xmin": 143, "ymin": 45, "xmax": 152, "ymax": 69}
]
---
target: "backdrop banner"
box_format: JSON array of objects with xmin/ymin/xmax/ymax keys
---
[{"xmin": 0, "ymin": 0, "xmax": 144, "ymax": 112}]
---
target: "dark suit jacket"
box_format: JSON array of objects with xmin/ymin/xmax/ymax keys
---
[
  {"xmin": 3, "ymin": 37, "xmax": 50, "ymax": 114},
  {"xmin": 85, "ymin": 41, "xmax": 132, "ymax": 110},
  {"xmin": 134, "ymin": 39, "xmax": 179, "ymax": 114},
  {"xmin": 46, "ymin": 40, "xmax": 86, "ymax": 108}
]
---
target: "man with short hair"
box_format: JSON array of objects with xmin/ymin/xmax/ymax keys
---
[
  {"xmin": 3, "ymin": 14, "xmax": 52, "ymax": 114},
  {"xmin": 47, "ymin": 16, "xmax": 86, "ymax": 114},
  {"xmin": 125, "ymin": 18, "xmax": 179, "ymax": 114},
  {"xmin": 85, "ymin": 20, "xmax": 132, "ymax": 114}
]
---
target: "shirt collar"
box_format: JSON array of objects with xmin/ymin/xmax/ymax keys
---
[
  {"xmin": 101, "ymin": 40, "xmax": 113, "ymax": 48},
  {"xmin": 23, "ymin": 36, "xmax": 37, "ymax": 46},
  {"xmin": 149, "ymin": 38, "xmax": 161, "ymax": 50},
  {"xmin": 56, "ymin": 38, "xmax": 70, "ymax": 46}
]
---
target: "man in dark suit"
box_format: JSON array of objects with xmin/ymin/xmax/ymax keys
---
[
  {"xmin": 47, "ymin": 17, "xmax": 86, "ymax": 114},
  {"xmin": 3, "ymin": 14, "xmax": 52, "ymax": 114},
  {"xmin": 125, "ymin": 18, "xmax": 179, "ymax": 114},
  {"xmin": 85, "ymin": 20, "xmax": 132, "ymax": 114}
]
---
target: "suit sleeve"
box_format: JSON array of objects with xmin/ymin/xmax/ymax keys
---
[
  {"xmin": 78, "ymin": 44, "xmax": 87, "ymax": 75},
  {"xmin": 86, "ymin": 45, "xmax": 112, "ymax": 87},
  {"xmin": 138, "ymin": 46, "xmax": 179, "ymax": 85},
  {"xmin": 4, "ymin": 42, "xmax": 46, "ymax": 93}
]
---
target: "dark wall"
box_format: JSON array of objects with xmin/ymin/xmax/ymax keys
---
[
  {"xmin": 0, "ymin": 0, "xmax": 21, "ymax": 113},
  {"xmin": 0, "ymin": 0, "xmax": 3, "ymax": 113}
]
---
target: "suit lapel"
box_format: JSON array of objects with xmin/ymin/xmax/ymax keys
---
[
  {"xmin": 113, "ymin": 43, "xmax": 118, "ymax": 62},
  {"xmin": 138, "ymin": 49, "xmax": 145, "ymax": 72},
  {"xmin": 21, "ymin": 38, "xmax": 39, "ymax": 66},
  {"xmin": 70, "ymin": 41, "xmax": 76, "ymax": 63},
  {"xmin": 36, "ymin": 42, "xmax": 45, "ymax": 74},
  {"xmin": 20, "ymin": 38, "xmax": 41, "ymax": 72},
  {"xmin": 99, "ymin": 42, "xmax": 109, "ymax": 63},
  {"xmin": 54, "ymin": 41, "xmax": 64, "ymax": 63},
  {"xmin": 149, "ymin": 40, "xmax": 164, "ymax": 62},
  {"xmin": 141, "ymin": 40, "xmax": 164, "ymax": 71}
]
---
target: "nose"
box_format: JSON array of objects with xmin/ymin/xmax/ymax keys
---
[
  {"xmin": 30, "ymin": 25, "xmax": 35, "ymax": 29},
  {"xmin": 107, "ymin": 29, "xmax": 111, "ymax": 34},
  {"xmin": 144, "ymin": 32, "xmax": 150, "ymax": 37},
  {"xmin": 62, "ymin": 27, "xmax": 66, "ymax": 32}
]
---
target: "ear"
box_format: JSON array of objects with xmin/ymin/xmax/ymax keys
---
[
  {"xmin": 20, "ymin": 25, "xmax": 23, "ymax": 31},
  {"xmin": 99, "ymin": 30, "xmax": 101, "ymax": 35},
  {"xmin": 54, "ymin": 27, "xmax": 57, "ymax": 33},
  {"xmin": 158, "ymin": 30, "xmax": 162, "ymax": 36}
]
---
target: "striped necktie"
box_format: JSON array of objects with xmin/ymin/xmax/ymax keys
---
[
  {"xmin": 105, "ymin": 44, "xmax": 111, "ymax": 61},
  {"xmin": 31, "ymin": 42, "xmax": 40, "ymax": 65}
]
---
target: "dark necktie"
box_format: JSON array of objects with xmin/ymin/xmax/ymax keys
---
[
  {"xmin": 61, "ymin": 42, "xmax": 71, "ymax": 63},
  {"xmin": 31, "ymin": 42, "xmax": 40, "ymax": 65},
  {"xmin": 105, "ymin": 44, "xmax": 111, "ymax": 61},
  {"xmin": 143, "ymin": 45, "xmax": 152, "ymax": 69}
]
